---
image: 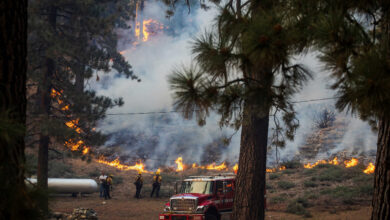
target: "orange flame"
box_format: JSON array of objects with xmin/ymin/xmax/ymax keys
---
[
  {"xmin": 175, "ymin": 157, "xmax": 184, "ymax": 172},
  {"xmin": 135, "ymin": 21, "xmax": 141, "ymax": 40},
  {"xmin": 61, "ymin": 105, "xmax": 69, "ymax": 111},
  {"xmin": 82, "ymin": 147, "xmax": 90, "ymax": 155},
  {"xmin": 329, "ymin": 157, "xmax": 339, "ymax": 165},
  {"xmin": 344, "ymin": 158, "xmax": 359, "ymax": 168},
  {"xmin": 51, "ymin": 88, "xmax": 61, "ymax": 98},
  {"xmin": 233, "ymin": 164, "xmax": 238, "ymax": 174},
  {"xmin": 142, "ymin": 19, "xmax": 163, "ymax": 42},
  {"xmin": 64, "ymin": 139, "xmax": 84, "ymax": 151},
  {"xmin": 279, "ymin": 166, "xmax": 286, "ymax": 171},
  {"xmin": 192, "ymin": 162, "xmax": 228, "ymax": 171},
  {"xmin": 363, "ymin": 162, "xmax": 375, "ymax": 174},
  {"xmin": 304, "ymin": 157, "xmax": 339, "ymax": 169},
  {"xmin": 266, "ymin": 168, "xmax": 276, "ymax": 173},
  {"xmin": 65, "ymin": 119, "xmax": 82, "ymax": 133},
  {"xmin": 96, "ymin": 156, "xmax": 150, "ymax": 173}
]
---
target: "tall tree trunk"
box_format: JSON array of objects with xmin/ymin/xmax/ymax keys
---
[
  {"xmin": 0, "ymin": 0, "xmax": 31, "ymax": 219},
  {"xmin": 371, "ymin": 117, "xmax": 390, "ymax": 220},
  {"xmin": 233, "ymin": 102, "xmax": 269, "ymax": 220},
  {"xmin": 233, "ymin": 66, "xmax": 272, "ymax": 219},
  {"xmin": 75, "ymin": 67, "xmax": 85, "ymax": 92},
  {"xmin": 37, "ymin": 6, "xmax": 56, "ymax": 212}
]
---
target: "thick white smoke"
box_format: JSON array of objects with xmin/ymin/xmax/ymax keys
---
[{"xmin": 91, "ymin": 2, "xmax": 377, "ymax": 168}]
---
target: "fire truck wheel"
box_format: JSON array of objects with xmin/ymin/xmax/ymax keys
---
[{"xmin": 205, "ymin": 214, "xmax": 218, "ymax": 220}]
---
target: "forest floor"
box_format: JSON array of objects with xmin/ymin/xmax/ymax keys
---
[
  {"xmin": 47, "ymin": 158, "xmax": 373, "ymax": 220},
  {"xmin": 50, "ymin": 193, "xmax": 371, "ymax": 220}
]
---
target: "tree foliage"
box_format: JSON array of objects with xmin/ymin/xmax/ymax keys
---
[
  {"xmin": 290, "ymin": 1, "xmax": 390, "ymax": 219},
  {"xmin": 27, "ymin": 0, "xmax": 137, "ymax": 155},
  {"xmin": 169, "ymin": 0, "xmax": 312, "ymax": 148}
]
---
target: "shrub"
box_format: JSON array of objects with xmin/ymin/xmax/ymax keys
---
[
  {"xmin": 352, "ymin": 174, "xmax": 374, "ymax": 184},
  {"xmin": 296, "ymin": 197, "xmax": 310, "ymax": 208},
  {"xmin": 303, "ymin": 169, "xmax": 316, "ymax": 176},
  {"xmin": 316, "ymin": 164, "xmax": 334, "ymax": 169},
  {"xmin": 281, "ymin": 160, "xmax": 302, "ymax": 169},
  {"xmin": 48, "ymin": 161, "xmax": 74, "ymax": 178},
  {"xmin": 114, "ymin": 176, "xmax": 124, "ymax": 185},
  {"xmin": 304, "ymin": 181, "xmax": 318, "ymax": 188},
  {"xmin": 357, "ymin": 184, "xmax": 374, "ymax": 196},
  {"xmin": 305, "ymin": 193, "xmax": 319, "ymax": 200},
  {"xmin": 88, "ymin": 169, "xmax": 100, "ymax": 178},
  {"xmin": 282, "ymin": 169, "xmax": 296, "ymax": 175},
  {"xmin": 286, "ymin": 201, "xmax": 312, "ymax": 217},
  {"xmin": 317, "ymin": 166, "xmax": 347, "ymax": 182},
  {"xmin": 320, "ymin": 186, "xmax": 356, "ymax": 204},
  {"xmin": 269, "ymin": 173, "xmax": 281, "ymax": 180},
  {"xmin": 278, "ymin": 181, "xmax": 295, "ymax": 190},
  {"xmin": 270, "ymin": 195, "xmax": 286, "ymax": 204}
]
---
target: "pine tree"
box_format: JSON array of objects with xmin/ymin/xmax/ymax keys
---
[
  {"xmin": 168, "ymin": 1, "xmax": 311, "ymax": 219},
  {"xmin": 27, "ymin": 0, "xmax": 137, "ymax": 201},
  {"xmin": 291, "ymin": 1, "xmax": 390, "ymax": 219},
  {"xmin": 0, "ymin": 0, "xmax": 44, "ymax": 219}
]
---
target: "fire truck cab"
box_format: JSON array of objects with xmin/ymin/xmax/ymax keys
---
[{"xmin": 159, "ymin": 174, "xmax": 235, "ymax": 220}]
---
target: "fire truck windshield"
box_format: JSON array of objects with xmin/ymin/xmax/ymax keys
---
[{"xmin": 180, "ymin": 181, "xmax": 213, "ymax": 194}]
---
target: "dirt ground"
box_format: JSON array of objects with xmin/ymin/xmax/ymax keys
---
[
  {"xmin": 47, "ymin": 159, "xmax": 373, "ymax": 220},
  {"xmin": 50, "ymin": 192, "xmax": 371, "ymax": 220}
]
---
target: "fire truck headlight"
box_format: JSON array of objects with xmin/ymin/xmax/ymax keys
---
[
  {"xmin": 163, "ymin": 205, "xmax": 171, "ymax": 212},
  {"xmin": 196, "ymin": 205, "xmax": 208, "ymax": 213}
]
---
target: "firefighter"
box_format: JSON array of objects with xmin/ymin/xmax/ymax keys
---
[
  {"xmin": 134, "ymin": 170, "xmax": 143, "ymax": 199},
  {"xmin": 105, "ymin": 174, "xmax": 113, "ymax": 199},
  {"xmin": 150, "ymin": 170, "xmax": 162, "ymax": 198},
  {"xmin": 98, "ymin": 171, "xmax": 107, "ymax": 198}
]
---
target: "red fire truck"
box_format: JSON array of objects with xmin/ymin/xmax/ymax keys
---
[{"xmin": 159, "ymin": 174, "xmax": 235, "ymax": 220}]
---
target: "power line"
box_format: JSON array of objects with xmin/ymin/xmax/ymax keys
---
[
  {"xmin": 104, "ymin": 96, "xmax": 339, "ymax": 116},
  {"xmin": 28, "ymin": 96, "xmax": 339, "ymax": 117},
  {"xmin": 291, "ymin": 96, "xmax": 339, "ymax": 104}
]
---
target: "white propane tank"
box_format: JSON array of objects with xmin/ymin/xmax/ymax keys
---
[{"xmin": 27, "ymin": 178, "xmax": 98, "ymax": 194}]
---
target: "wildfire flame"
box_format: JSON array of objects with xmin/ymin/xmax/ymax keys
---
[
  {"xmin": 53, "ymin": 88, "xmax": 90, "ymax": 155},
  {"xmin": 82, "ymin": 147, "xmax": 90, "ymax": 155},
  {"xmin": 233, "ymin": 164, "xmax": 238, "ymax": 174},
  {"xmin": 304, "ymin": 157, "xmax": 340, "ymax": 169},
  {"xmin": 344, "ymin": 158, "xmax": 359, "ymax": 168},
  {"xmin": 363, "ymin": 162, "xmax": 375, "ymax": 174},
  {"xmin": 175, "ymin": 157, "xmax": 184, "ymax": 172},
  {"xmin": 51, "ymin": 88, "xmax": 61, "ymax": 98},
  {"xmin": 96, "ymin": 156, "xmax": 150, "ymax": 173},
  {"xmin": 142, "ymin": 19, "xmax": 164, "ymax": 42},
  {"xmin": 65, "ymin": 139, "xmax": 84, "ymax": 151},
  {"xmin": 133, "ymin": 1, "xmax": 164, "ymax": 44},
  {"xmin": 266, "ymin": 168, "xmax": 275, "ymax": 173},
  {"xmin": 65, "ymin": 119, "xmax": 82, "ymax": 134},
  {"xmin": 192, "ymin": 162, "xmax": 228, "ymax": 171}
]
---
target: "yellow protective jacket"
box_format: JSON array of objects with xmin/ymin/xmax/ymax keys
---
[
  {"xmin": 134, "ymin": 174, "xmax": 143, "ymax": 185},
  {"xmin": 106, "ymin": 176, "xmax": 113, "ymax": 185},
  {"xmin": 153, "ymin": 175, "xmax": 162, "ymax": 184}
]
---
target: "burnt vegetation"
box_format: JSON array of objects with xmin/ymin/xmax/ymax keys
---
[{"xmin": 313, "ymin": 109, "xmax": 336, "ymax": 129}]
